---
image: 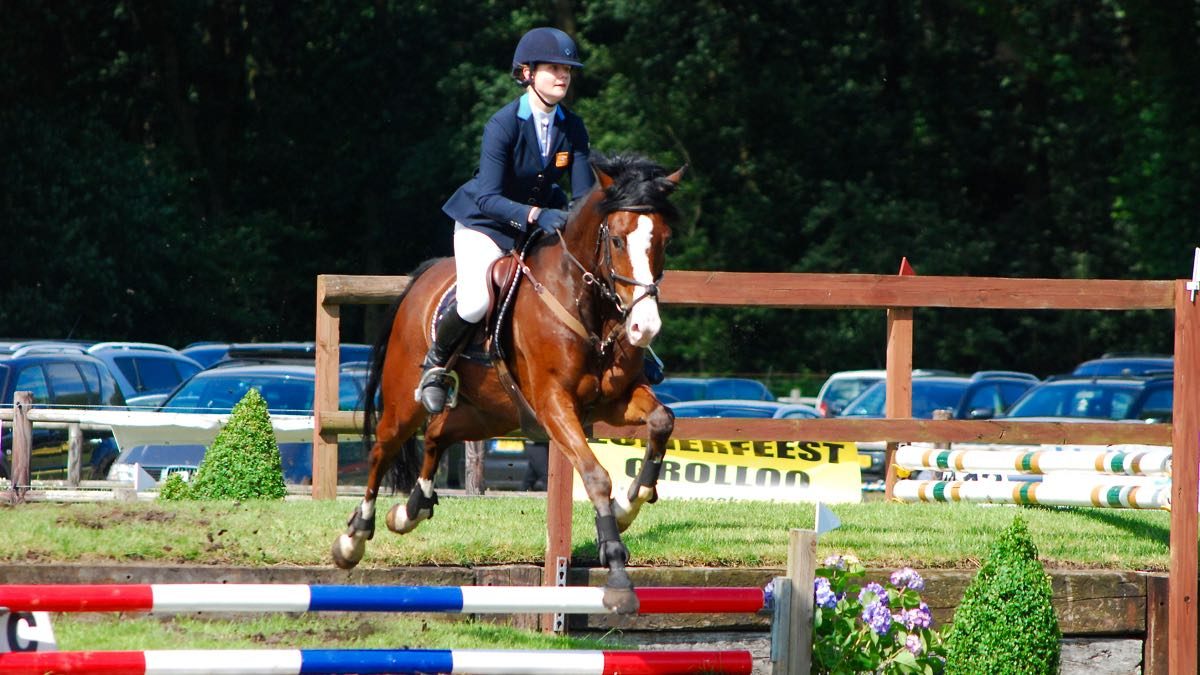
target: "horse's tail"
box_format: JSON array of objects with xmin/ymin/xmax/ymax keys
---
[{"xmin": 361, "ymin": 258, "xmax": 443, "ymax": 494}]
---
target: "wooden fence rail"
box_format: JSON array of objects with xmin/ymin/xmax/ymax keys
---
[{"xmin": 314, "ymin": 270, "xmax": 1197, "ymax": 670}]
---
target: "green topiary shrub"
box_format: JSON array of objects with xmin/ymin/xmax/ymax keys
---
[
  {"xmin": 945, "ymin": 514, "xmax": 1061, "ymax": 674},
  {"xmin": 157, "ymin": 473, "xmax": 191, "ymax": 501},
  {"xmin": 186, "ymin": 388, "xmax": 287, "ymax": 500}
]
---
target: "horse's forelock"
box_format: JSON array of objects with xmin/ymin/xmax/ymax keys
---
[{"xmin": 592, "ymin": 153, "xmax": 680, "ymax": 223}]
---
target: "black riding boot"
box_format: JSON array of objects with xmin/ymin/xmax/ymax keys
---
[{"xmin": 415, "ymin": 303, "xmax": 477, "ymax": 414}]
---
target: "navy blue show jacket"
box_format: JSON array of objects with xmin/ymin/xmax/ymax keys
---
[{"xmin": 443, "ymin": 93, "xmax": 594, "ymax": 249}]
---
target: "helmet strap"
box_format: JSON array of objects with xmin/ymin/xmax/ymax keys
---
[{"xmin": 523, "ymin": 64, "xmax": 558, "ymax": 110}]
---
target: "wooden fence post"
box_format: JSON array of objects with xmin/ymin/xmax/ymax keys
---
[
  {"xmin": 884, "ymin": 258, "xmax": 916, "ymax": 500},
  {"xmin": 1169, "ymin": 278, "xmax": 1200, "ymax": 673},
  {"xmin": 313, "ymin": 275, "xmax": 341, "ymax": 500},
  {"xmin": 67, "ymin": 423, "xmax": 83, "ymax": 487},
  {"xmin": 464, "ymin": 440, "xmax": 486, "ymax": 495},
  {"xmin": 780, "ymin": 528, "xmax": 816, "ymax": 675},
  {"xmin": 6, "ymin": 391, "xmax": 33, "ymax": 504},
  {"xmin": 542, "ymin": 440, "xmax": 573, "ymax": 633}
]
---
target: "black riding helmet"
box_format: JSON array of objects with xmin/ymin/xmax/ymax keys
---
[{"xmin": 511, "ymin": 27, "xmax": 584, "ymax": 86}]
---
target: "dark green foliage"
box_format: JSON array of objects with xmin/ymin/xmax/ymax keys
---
[
  {"xmin": 0, "ymin": 0, "xmax": 1192, "ymax": 371},
  {"xmin": 945, "ymin": 515, "xmax": 1061, "ymax": 674},
  {"xmin": 187, "ymin": 390, "xmax": 287, "ymax": 501},
  {"xmin": 157, "ymin": 473, "xmax": 191, "ymax": 502}
]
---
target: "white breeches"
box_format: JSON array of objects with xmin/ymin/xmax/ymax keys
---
[{"xmin": 453, "ymin": 223, "xmax": 506, "ymax": 324}]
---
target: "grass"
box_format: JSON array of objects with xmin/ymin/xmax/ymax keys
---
[
  {"xmin": 50, "ymin": 613, "xmax": 610, "ymax": 652},
  {"xmin": 5, "ymin": 495, "xmax": 1177, "ymax": 654},
  {"xmin": 1, "ymin": 495, "xmax": 1175, "ymax": 570}
]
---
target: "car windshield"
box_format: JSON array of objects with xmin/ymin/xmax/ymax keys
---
[
  {"xmin": 653, "ymin": 380, "xmax": 708, "ymax": 402},
  {"xmin": 1005, "ymin": 381, "xmax": 1142, "ymax": 419},
  {"xmin": 671, "ymin": 404, "xmax": 778, "ymax": 418},
  {"xmin": 161, "ymin": 374, "xmax": 315, "ymax": 414},
  {"xmin": 705, "ymin": 379, "xmax": 773, "ymax": 401},
  {"xmin": 822, "ymin": 377, "xmax": 882, "ymax": 411},
  {"xmin": 840, "ymin": 380, "xmax": 967, "ymax": 418},
  {"xmin": 1072, "ymin": 358, "xmax": 1172, "ymax": 376}
]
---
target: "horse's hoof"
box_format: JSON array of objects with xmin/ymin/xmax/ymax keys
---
[
  {"xmin": 603, "ymin": 586, "xmax": 640, "ymax": 615},
  {"xmin": 331, "ymin": 533, "xmax": 365, "ymax": 570},
  {"xmin": 385, "ymin": 503, "xmax": 423, "ymax": 534}
]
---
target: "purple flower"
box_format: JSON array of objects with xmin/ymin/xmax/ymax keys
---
[
  {"xmin": 862, "ymin": 601, "xmax": 893, "ymax": 635},
  {"xmin": 890, "ymin": 567, "xmax": 925, "ymax": 591},
  {"xmin": 814, "ymin": 577, "xmax": 837, "ymax": 609},
  {"xmin": 905, "ymin": 633, "xmax": 924, "ymax": 655},
  {"xmin": 858, "ymin": 582, "xmax": 889, "ymax": 607},
  {"xmin": 823, "ymin": 554, "xmax": 846, "ymax": 570},
  {"xmin": 896, "ymin": 602, "xmax": 933, "ymax": 630}
]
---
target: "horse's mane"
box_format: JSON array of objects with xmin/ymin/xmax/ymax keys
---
[{"xmin": 590, "ymin": 153, "xmax": 681, "ymax": 224}]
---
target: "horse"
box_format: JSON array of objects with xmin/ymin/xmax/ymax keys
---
[{"xmin": 332, "ymin": 154, "xmax": 684, "ymax": 613}]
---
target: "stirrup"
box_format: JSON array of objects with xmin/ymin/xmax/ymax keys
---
[{"xmin": 413, "ymin": 366, "xmax": 460, "ymax": 411}]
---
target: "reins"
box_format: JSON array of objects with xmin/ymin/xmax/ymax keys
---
[{"xmin": 523, "ymin": 206, "xmax": 662, "ymax": 356}]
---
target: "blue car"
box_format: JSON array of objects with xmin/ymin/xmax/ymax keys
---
[
  {"xmin": 108, "ymin": 364, "xmax": 370, "ymax": 485},
  {"xmin": 85, "ymin": 342, "xmax": 202, "ymax": 408},
  {"xmin": 186, "ymin": 342, "xmax": 374, "ymax": 369},
  {"xmin": 652, "ymin": 377, "xmax": 775, "ymax": 403},
  {"xmin": 1071, "ymin": 354, "xmax": 1173, "ymax": 377},
  {"xmin": 0, "ymin": 349, "xmax": 126, "ymax": 480}
]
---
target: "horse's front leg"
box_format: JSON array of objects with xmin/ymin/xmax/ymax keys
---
[
  {"xmin": 540, "ymin": 393, "xmax": 640, "ymax": 614},
  {"xmin": 607, "ymin": 384, "xmax": 674, "ymax": 532}
]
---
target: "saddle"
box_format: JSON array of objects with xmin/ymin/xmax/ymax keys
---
[
  {"xmin": 430, "ymin": 255, "xmax": 520, "ymax": 363},
  {"xmin": 427, "ymin": 249, "xmax": 549, "ymax": 440}
]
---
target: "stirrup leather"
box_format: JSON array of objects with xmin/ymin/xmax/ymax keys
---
[{"xmin": 413, "ymin": 366, "xmax": 460, "ymax": 410}]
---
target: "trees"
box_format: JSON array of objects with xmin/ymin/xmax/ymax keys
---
[{"xmin": 1, "ymin": 0, "xmax": 1193, "ymax": 375}]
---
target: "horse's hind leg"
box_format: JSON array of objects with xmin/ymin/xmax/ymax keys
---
[
  {"xmin": 331, "ymin": 403, "xmax": 423, "ymax": 570},
  {"xmin": 384, "ymin": 413, "xmax": 453, "ymax": 535},
  {"xmin": 609, "ymin": 384, "xmax": 674, "ymax": 532}
]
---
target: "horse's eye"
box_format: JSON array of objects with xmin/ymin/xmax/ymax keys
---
[{"xmin": 611, "ymin": 236, "xmax": 625, "ymax": 250}]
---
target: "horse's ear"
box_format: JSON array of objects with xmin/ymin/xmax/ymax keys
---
[
  {"xmin": 666, "ymin": 164, "xmax": 688, "ymax": 184},
  {"xmin": 594, "ymin": 165, "xmax": 615, "ymax": 190}
]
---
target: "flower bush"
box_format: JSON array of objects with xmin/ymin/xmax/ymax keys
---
[{"xmin": 813, "ymin": 554, "xmax": 947, "ymax": 674}]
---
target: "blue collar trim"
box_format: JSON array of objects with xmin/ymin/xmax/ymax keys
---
[{"xmin": 517, "ymin": 93, "xmax": 563, "ymax": 122}]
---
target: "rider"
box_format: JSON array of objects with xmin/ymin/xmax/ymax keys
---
[{"xmin": 416, "ymin": 27, "xmax": 595, "ymax": 414}]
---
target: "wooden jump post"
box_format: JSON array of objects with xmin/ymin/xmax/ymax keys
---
[{"xmin": 314, "ymin": 269, "xmax": 1195, "ymax": 670}]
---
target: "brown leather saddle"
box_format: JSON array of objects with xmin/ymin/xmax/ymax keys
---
[{"xmin": 429, "ymin": 254, "xmax": 520, "ymax": 363}]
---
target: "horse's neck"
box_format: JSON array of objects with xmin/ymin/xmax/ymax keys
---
[{"xmin": 526, "ymin": 218, "xmax": 611, "ymax": 325}]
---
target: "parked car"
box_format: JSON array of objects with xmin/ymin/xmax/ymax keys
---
[
  {"xmin": 179, "ymin": 342, "xmax": 232, "ymax": 368},
  {"xmin": 0, "ymin": 339, "xmax": 95, "ymax": 355},
  {"xmin": 837, "ymin": 373, "xmax": 1038, "ymax": 481},
  {"xmin": 203, "ymin": 342, "xmax": 373, "ymax": 369},
  {"xmin": 652, "ymin": 377, "xmax": 775, "ymax": 403},
  {"xmin": 813, "ymin": 368, "xmax": 956, "ymax": 418},
  {"xmin": 1071, "ymin": 354, "xmax": 1173, "ymax": 377},
  {"xmin": 668, "ymin": 399, "xmax": 820, "ymax": 419},
  {"xmin": 85, "ymin": 342, "xmax": 203, "ymax": 408},
  {"xmin": 1002, "ymin": 375, "xmax": 1173, "ymax": 422},
  {"xmin": 0, "ymin": 350, "xmax": 126, "ymax": 480},
  {"xmin": 953, "ymin": 374, "xmax": 1042, "ymax": 419},
  {"xmin": 107, "ymin": 364, "xmax": 370, "ymax": 485}
]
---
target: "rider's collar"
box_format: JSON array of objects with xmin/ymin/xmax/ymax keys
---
[{"xmin": 518, "ymin": 93, "xmax": 564, "ymax": 122}]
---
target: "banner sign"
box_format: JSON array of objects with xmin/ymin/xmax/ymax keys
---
[
  {"xmin": 577, "ymin": 437, "xmax": 864, "ymax": 503},
  {"xmin": 1, "ymin": 611, "xmax": 56, "ymax": 653}
]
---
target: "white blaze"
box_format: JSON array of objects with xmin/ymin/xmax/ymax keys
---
[{"xmin": 624, "ymin": 214, "xmax": 662, "ymax": 347}]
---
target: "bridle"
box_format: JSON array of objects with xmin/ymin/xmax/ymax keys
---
[
  {"xmin": 520, "ymin": 206, "xmax": 664, "ymax": 355},
  {"xmin": 559, "ymin": 206, "xmax": 663, "ymax": 318}
]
